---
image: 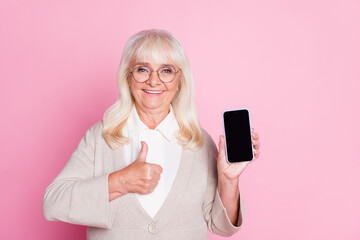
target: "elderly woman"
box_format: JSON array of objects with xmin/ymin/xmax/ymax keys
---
[{"xmin": 43, "ymin": 29, "xmax": 260, "ymax": 240}]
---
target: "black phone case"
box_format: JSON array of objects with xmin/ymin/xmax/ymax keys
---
[{"xmin": 223, "ymin": 108, "xmax": 254, "ymax": 163}]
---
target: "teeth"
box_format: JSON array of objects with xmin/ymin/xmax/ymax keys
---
[{"xmin": 144, "ymin": 90, "xmax": 163, "ymax": 94}]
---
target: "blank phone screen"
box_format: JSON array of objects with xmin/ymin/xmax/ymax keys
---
[{"xmin": 223, "ymin": 109, "xmax": 253, "ymax": 162}]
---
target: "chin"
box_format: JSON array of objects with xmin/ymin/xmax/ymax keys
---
[{"xmin": 139, "ymin": 102, "xmax": 166, "ymax": 110}]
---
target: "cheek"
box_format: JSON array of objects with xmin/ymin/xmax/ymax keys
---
[
  {"xmin": 129, "ymin": 84, "xmax": 140, "ymax": 102},
  {"xmin": 167, "ymin": 86, "xmax": 180, "ymax": 103},
  {"xmin": 129, "ymin": 84, "xmax": 135, "ymax": 96},
  {"xmin": 170, "ymin": 79, "xmax": 180, "ymax": 93},
  {"xmin": 129, "ymin": 81, "xmax": 140, "ymax": 94}
]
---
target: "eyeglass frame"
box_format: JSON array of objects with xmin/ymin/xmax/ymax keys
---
[{"xmin": 129, "ymin": 64, "xmax": 181, "ymax": 83}]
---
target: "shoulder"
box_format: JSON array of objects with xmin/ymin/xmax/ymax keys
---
[
  {"xmin": 199, "ymin": 129, "xmax": 218, "ymax": 175},
  {"xmin": 88, "ymin": 121, "xmax": 104, "ymax": 135},
  {"xmin": 82, "ymin": 121, "xmax": 104, "ymax": 144},
  {"xmin": 200, "ymin": 128, "xmax": 217, "ymax": 155},
  {"xmin": 201, "ymin": 128, "xmax": 216, "ymax": 148}
]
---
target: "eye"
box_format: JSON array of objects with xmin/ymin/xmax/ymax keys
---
[
  {"xmin": 160, "ymin": 68, "xmax": 173, "ymax": 74},
  {"xmin": 135, "ymin": 66, "xmax": 150, "ymax": 73}
]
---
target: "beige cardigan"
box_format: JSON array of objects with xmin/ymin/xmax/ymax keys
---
[{"xmin": 43, "ymin": 122, "xmax": 245, "ymax": 240}]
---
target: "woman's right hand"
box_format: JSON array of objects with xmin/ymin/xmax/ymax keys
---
[{"xmin": 108, "ymin": 141, "xmax": 163, "ymax": 201}]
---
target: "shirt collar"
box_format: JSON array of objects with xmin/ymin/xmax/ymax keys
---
[{"xmin": 127, "ymin": 105, "xmax": 179, "ymax": 142}]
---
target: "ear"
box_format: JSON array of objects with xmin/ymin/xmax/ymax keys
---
[
  {"xmin": 126, "ymin": 72, "xmax": 131, "ymax": 84},
  {"xmin": 177, "ymin": 75, "xmax": 182, "ymax": 91},
  {"xmin": 176, "ymin": 80, "xmax": 181, "ymax": 95}
]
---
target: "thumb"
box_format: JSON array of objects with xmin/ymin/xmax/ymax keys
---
[
  {"xmin": 136, "ymin": 141, "xmax": 148, "ymax": 162},
  {"xmin": 218, "ymin": 135, "xmax": 226, "ymax": 161}
]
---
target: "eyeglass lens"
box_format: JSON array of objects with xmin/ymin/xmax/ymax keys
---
[{"xmin": 132, "ymin": 66, "xmax": 176, "ymax": 82}]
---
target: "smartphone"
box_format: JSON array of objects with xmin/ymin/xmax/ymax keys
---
[{"xmin": 223, "ymin": 109, "xmax": 254, "ymax": 163}]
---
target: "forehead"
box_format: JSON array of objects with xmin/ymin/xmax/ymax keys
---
[
  {"xmin": 131, "ymin": 56, "xmax": 177, "ymax": 68},
  {"xmin": 133, "ymin": 60, "xmax": 176, "ymax": 68}
]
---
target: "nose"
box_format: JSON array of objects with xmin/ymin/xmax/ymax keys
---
[{"xmin": 147, "ymin": 71, "xmax": 162, "ymax": 87}]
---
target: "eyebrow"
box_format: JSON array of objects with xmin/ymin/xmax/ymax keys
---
[{"xmin": 133, "ymin": 62, "xmax": 176, "ymax": 68}]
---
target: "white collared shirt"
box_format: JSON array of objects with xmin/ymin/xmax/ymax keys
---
[{"xmin": 122, "ymin": 106, "xmax": 182, "ymax": 218}]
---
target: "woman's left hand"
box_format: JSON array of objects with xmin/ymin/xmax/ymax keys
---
[
  {"xmin": 216, "ymin": 128, "xmax": 260, "ymax": 225},
  {"xmin": 217, "ymin": 128, "xmax": 260, "ymax": 182}
]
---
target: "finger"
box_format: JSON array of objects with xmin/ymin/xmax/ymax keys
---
[
  {"xmin": 150, "ymin": 164, "xmax": 163, "ymax": 175},
  {"xmin": 142, "ymin": 180, "xmax": 159, "ymax": 193},
  {"xmin": 254, "ymin": 149, "xmax": 260, "ymax": 159},
  {"xmin": 252, "ymin": 131, "xmax": 259, "ymax": 140},
  {"xmin": 218, "ymin": 135, "xmax": 226, "ymax": 160},
  {"xmin": 134, "ymin": 184, "xmax": 153, "ymax": 195},
  {"xmin": 252, "ymin": 139, "xmax": 260, "ymax": 149},
  {"xmin": 152, "ymin": 172, "xmax": 161, "ymax": 182},
  {"xmin": 136, "ymin": 141, "xmax": 148, "ymax": 162}
]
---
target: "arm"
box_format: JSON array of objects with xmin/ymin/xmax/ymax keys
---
[
  {"xmin": 42, "ymin": 123, "xmax": 117, "ymax": 229},
  {"xmin": 43, "ymin": 123, "xmax": 163, "ymax": 228},
  {"xmin": 217, "ymin": 129, "xmax": 261, "ymax": 225},
  {"xmin": 202, "ymin": 130, "xmax": 260, "ymax": 236},
  {"xmin": 217, "ymin": 176, "xmax": 240, "ymax": 226},
  {"xmin": 202, "ymin": 132, "xmax": 244, "ymax": 237}
]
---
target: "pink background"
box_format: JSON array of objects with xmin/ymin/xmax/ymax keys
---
[{"xmin": 1, "ymin": 0, "xmax": 359, "ymax": 239}]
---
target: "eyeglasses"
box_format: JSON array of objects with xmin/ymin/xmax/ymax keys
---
[{"xmin": 130, "ymin": 65, "xmax": 180, "ymax": 83}]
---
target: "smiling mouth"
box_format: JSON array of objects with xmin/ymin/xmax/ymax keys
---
[{"xmin": 143, "ymin": 90, "xmax": 165, "ymax": 94}]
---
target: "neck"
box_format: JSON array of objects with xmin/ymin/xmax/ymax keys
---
[{"xmin": 135, "ymin": 104, "xmax": 170, "ymax": 129}]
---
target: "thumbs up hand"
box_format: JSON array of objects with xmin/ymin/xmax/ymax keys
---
[
  {"xmin": 108, "ymin": 141, "xmax": 163, "ymax": 201},
  {"xmin": 129, "ymin": 141, "xmax": 163, "ymax": 194}
]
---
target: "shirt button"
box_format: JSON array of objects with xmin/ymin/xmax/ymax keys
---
[{"xmin": 148, "ymin": 223, "xmax": 158, "ymax": 234}]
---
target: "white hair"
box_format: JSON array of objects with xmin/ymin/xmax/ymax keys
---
[{"xmin": 102, "ymin": 29, "xmax": 203, "ymax": 151}]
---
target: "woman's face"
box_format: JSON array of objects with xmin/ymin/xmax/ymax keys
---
[{"xmin": 129, "ymin": 58, "xmax": 181, "ymax": 115}]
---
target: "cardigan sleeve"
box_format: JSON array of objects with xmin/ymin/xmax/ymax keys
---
[
  {"xmin": 202, "ymin": 132, "xmax": 245, "ymax": 237},
  {"xmin": 42, "ymin": 122, "xmax": 117, "ymax": 229}
]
